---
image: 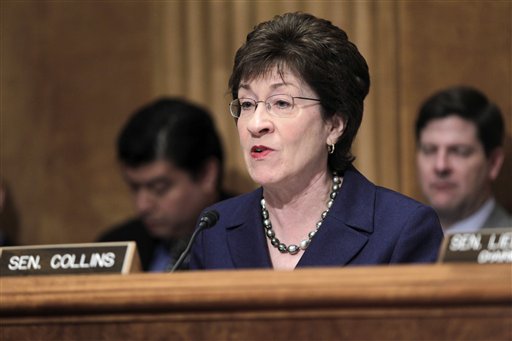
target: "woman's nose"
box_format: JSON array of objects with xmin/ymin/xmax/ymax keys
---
[{"xmin": 245, "ymin": 103, "xmax": 273, "ymax": 136}]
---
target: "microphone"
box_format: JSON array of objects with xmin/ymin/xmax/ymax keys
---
[{"xmin": 168, "ymin": 210, "xmax": 219, "ymax": 272}]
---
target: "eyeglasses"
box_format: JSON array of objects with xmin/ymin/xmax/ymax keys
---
[{"xmin": 229, "ymin": 94, "xmax": 321, "ymax": 119}]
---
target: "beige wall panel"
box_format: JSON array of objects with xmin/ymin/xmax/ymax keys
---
[
  {"xmin": 1, "ymin": 2, "xmax": 156, "ymax": 244},
  {"xmin": 152, "ymin": 2, "xmax": 185, "ymax": 98},
  {"xmin": 351, "ymin": 1, "xmax": 378, "ymax": 182},
  {"xmin": 371, "ymin": 1, "xmax": 401, "ymax": 190}
]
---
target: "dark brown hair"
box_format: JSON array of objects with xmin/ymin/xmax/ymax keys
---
[
  {"xmin": 415, "ymin": 86, "xmax": 504, "ymax": 157},
  {"xmin": 229, "ymin": 12, "xmax": 370, "ymax": 172}
]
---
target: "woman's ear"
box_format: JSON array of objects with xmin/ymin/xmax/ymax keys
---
[{"xmin": 327, "ymin": 114, "xmax": 346, "ymax": 145}]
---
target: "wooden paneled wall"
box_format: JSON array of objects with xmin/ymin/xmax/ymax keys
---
[{"xmin": 1, "ymin": 1, "xmax": 510, "ymax": 246}]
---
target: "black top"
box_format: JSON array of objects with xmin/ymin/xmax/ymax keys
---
[{"xmin": 97, "ymin": 218, "xmax": 161, "ymax": 271}]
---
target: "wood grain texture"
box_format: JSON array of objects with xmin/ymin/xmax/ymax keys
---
[{"xmin": 1, "ymin": 264, "xmax": 511, "ymax": 340}]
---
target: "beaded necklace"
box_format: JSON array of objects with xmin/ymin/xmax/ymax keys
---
[{"xmin": 260, "ymin": 173, "xmax": 341, "ymax": 255}]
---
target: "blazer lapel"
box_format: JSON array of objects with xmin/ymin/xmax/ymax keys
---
[
  {"xmin": 225, "ymin": 167, "xmax": 376, "ymax": 269},
  {"xmin": 298, "ymin": 216, "xmax": 369, "ymax": 267},
  {"xmin": 298, "ymin": 166, "xmax": 375, "ymax": 267},
  {"xmin": 226, "ymin": 188, "xmax": 272, "ymax": 268}
]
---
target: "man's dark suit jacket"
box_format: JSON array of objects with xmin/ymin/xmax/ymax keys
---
[
  {"xmin": 190, "ymin": 166, "xmax": 444, "ymax": 270},
  {"xmin": 97, "ymin": 219, "xmax": 159, "ymax": 271},
  {"xmin": 484, "ymin": 203, "xmax": 512, "ymax": 229}
]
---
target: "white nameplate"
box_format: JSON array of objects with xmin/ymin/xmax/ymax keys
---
[
  {"xmin": 0, "ymin": 242, "xmax": 141, "ymax": 276},
  {"xmin": 438, "ymin": 227, "xmax": 512, "ymax": 264}
]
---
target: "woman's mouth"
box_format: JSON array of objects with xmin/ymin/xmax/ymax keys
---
[{"xmin": 250, "ymin": 145, "xmax": 273, "ymax": 159}]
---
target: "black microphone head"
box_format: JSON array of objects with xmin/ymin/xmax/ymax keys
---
[
  {"xmin": 168, "ymin": 210, "xmax": 220, "ymax": 272},
  {"xmin": 199, "ymin": 210, "xmax": 219, "ymax": 228}
]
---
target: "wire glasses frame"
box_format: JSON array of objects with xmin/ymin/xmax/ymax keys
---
[{"xmin": 229, "ymin": 94, "xmax": 321, "ymax": 119}]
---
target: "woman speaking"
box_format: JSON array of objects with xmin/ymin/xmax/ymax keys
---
[{"xmin": 190, "ymin": 12, "xmax": 443, "ymax": 270}]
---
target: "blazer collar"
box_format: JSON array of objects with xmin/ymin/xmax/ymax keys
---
[
  {"xmin": 299, "ymin": 166, "xmax": 375, "ymax": 267},
  {"xmin": 225, "ymin": 167, "xmax": 376, "ymax": 268},
  {"xmin": 329, "ymin": 166, "xmax": 375, "ymax": 233},
  {"xmin": 225, "ymin": 188, "xmax": 273, "ymax": 268}
]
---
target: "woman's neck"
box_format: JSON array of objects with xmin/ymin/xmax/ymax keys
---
[
  {"xmin": 262, "ymin": 170, "xmax": 332, "ymax": 223},
  {"xmin": 262, "ymin": 170, "xmax": 340, "ymax": 271}
]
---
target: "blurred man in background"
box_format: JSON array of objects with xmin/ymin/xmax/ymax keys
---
[
  {"xmin": 415, "ymin": 85, "xmax": 511, "ymax": 233},
  {"xmin": 98, "ymin": 98, "xmax": 230, "ymax": 271}
]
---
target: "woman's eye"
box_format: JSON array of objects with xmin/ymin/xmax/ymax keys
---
[
  {"xmin": 274, "ymin": 100, "xmax": 291, "ymax": 109},
  {"xmin": 241, "ymin": 102, "xmax": 254, "ymax": 110}
]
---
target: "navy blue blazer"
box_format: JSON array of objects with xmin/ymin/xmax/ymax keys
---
[{"xmin": 190, "ymin": 166, "xmax": 444, "ymax": 270}]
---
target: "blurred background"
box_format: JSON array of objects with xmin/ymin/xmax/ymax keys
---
[{"xmin": 1, "ymin": 0, "xmax": 510, "ymax": 246}]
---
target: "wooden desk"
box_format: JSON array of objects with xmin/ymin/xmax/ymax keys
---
[{"xmin": 1, "ymin": 264, "xmax": 511, "ymax": 340}]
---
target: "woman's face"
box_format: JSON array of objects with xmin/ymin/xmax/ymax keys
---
[{"xmin": 236, "ymin": 67, "xmax": 344, "ymax": 188}]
